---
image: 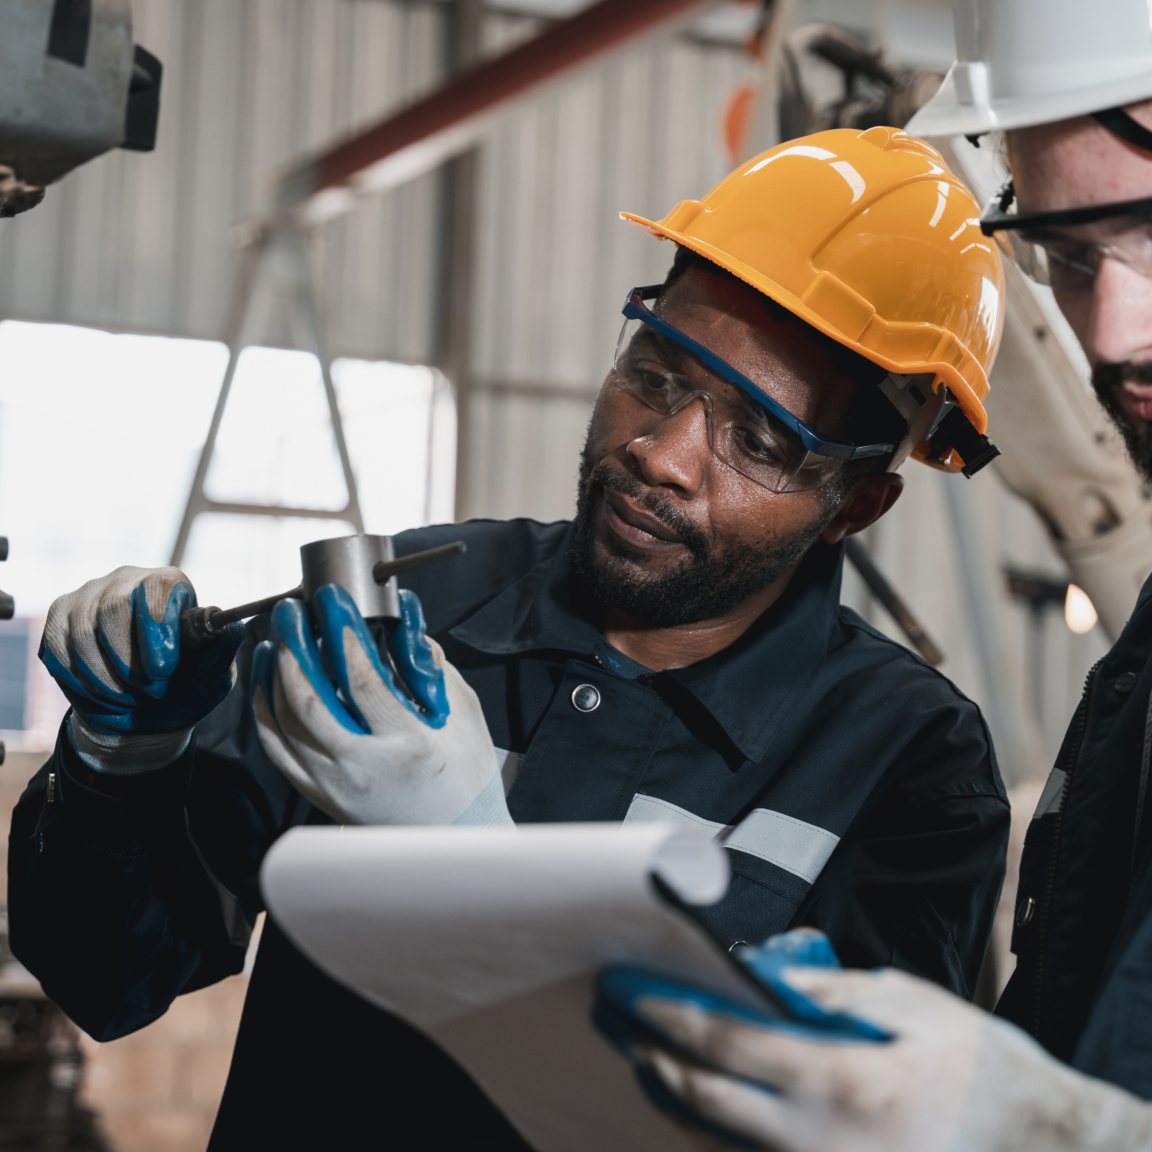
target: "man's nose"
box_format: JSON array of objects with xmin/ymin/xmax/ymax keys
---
[
  {"xmin": 1086, "ymin": 257, "xmax": 1152, "ymax": 365},
  {"xmin": 626, "ymin": 396, "xmax": 712, "ymax": 496}
]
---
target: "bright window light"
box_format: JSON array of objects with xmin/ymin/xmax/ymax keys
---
[{"xmin": 0, "ymin": 320, "xmax": 455, "ymax": 618}]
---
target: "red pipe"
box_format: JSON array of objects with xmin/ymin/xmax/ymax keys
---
[{"xmin": 285, "ymin": 0, "xmax": 716, "ymax": 214}]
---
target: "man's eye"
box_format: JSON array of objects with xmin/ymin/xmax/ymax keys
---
[
  {"xmin": 1047, "ymin": 244, "xmax": 1097, "ymax": 274},
  {"xmin": 736, "ymin": 422, "xmax": 787, "ymax": 464},
  {"xmin": 631, "ymin": 362, "xmax": 678, "ymax": 393},
  {"xmin": 638, "ymin": 370, "xmax": 670, "ymax": 391}
]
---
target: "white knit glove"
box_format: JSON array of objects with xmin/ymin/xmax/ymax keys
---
[
  {"xmin": 252, "ymin": 584, "xmax": 511, "ymax": 827},
  {"xmin": 40, "ymin": 566, "xmax": 243, "ymax": 772},
  {"xmin": 615, "ymin": 961, "xmax": 1152, "ymax": 1152}
]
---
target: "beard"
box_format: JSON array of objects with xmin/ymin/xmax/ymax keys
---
[
  {"xmin": 1092, "ymin": 361, "xmax": 1152, "ymax": 482},
  {"xmin": 571, "ymin": 439, "xmax": 827, "ymax": 628}
]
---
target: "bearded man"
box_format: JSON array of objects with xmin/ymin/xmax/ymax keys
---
[{"xmin": 9, "ymin": 128, "xmax": 1009, "ymax": 1151}]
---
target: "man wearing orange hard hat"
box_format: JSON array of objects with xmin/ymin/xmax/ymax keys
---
[
  {"xmin": 619, "ymin": 123, "xmax": 1003, "ymax": 482},
  {"xmin": 11, "ymin": 126, "xmax": 1010, "ymax": 1148}
]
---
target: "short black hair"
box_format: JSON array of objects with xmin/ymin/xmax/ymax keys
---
[{"xmin": 659, "ymin": 247, "xmax": 907, "ymax": 492}]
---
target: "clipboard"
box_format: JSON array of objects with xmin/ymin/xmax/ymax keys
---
[{"xmin": 260, "ymin": 822, "xmax": 788, "ymax": 1152}]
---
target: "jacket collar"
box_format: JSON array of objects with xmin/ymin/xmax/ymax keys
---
[{"xmin": 450, "ymin": 523, "xmax": 846, "ymax": 763}]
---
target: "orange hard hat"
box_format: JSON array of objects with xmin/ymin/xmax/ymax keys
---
[{"xmin": 621, "ymin": 125, "xmax": 1005, "ymax": 475}]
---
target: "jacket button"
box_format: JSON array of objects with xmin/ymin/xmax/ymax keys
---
[
  {"xmin": 571, "ymin": 684, "xmax": 601, "ymax": 712},
  {"xmin": 1115, "ymin": 672, "xmax": 1138, "ymax": 696},
  {"xmin": 1016, "ymin": 896, "xmax": 1036, "ymax": 927}
]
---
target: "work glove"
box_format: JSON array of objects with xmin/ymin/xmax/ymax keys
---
[
  {"xmin": 251, "ymin": 584, "xmax": 511, "ymax": 827},
  {"xmin": 596, "ymin": 929, "xmax": 1152, "ymax": 1152},
  {"xmin": 40, "ymin": 566, "xmax": 245, "ymax": 773}
]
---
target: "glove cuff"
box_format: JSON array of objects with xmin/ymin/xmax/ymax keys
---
[
  {"xmin": 450, "ymin": 769, "xmax": 514, "ymax": 827},
  {"xmin": 69, "ymin": 713, "xmax": 193, "ymax": 775}
]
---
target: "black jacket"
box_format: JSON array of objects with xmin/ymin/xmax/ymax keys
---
[
  {"xmin": 999, "ymin": 569, "xmax": 1152, "ymax": 1099},
  {"xmin": 10, "ymin": 518, "xmax": 1008, "ymax": 1150}
]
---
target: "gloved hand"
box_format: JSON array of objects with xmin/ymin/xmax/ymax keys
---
[
  {"xmin": 251, "ymin": 584, "xmax": 511, "ymax": 827},
  {"xmin": 40, "ymin": 566, "xmax": 245, "ymax": 773},
  {"xmin": 597, "ymin": 930, "xmax": 1152, "ymax": 1152}
]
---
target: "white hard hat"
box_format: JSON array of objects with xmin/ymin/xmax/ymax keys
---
[{"xmin": 906, "ymin": 0, "xmax": 1152, "ymax": 138}]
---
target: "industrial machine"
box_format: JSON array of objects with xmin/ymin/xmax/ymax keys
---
[{"xmin": 0, "ymin": 0, "xmax": 161, "ymax": 217}]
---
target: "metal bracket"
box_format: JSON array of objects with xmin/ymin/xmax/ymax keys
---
[{"xmin": 170, "ymin": 226, "xmax": 364, "ymax": 568}]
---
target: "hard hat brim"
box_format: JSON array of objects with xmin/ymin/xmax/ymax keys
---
[
  {"xmin": 907, "ymin": 62, "xmax": 1152, "ymax": 139},
  {"xmin": 620, "ymin": 210, "xmax": 991, "ymax": 438}
]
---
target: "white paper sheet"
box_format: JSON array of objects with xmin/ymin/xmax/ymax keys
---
[{"xmin": 261, "ymin": 822, "xmax": 762, "ymax": 1152}]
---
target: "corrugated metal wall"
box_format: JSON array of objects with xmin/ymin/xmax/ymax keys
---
[
  {"xmin": 465, "ymin": 13, "xmax": 749, "ymax": 522},
  {"xmin": 0, "ymin": 0, "xmax": 445, "ymax": 363}
]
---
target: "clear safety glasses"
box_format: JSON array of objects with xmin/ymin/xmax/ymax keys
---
[
  {"xmin": 980, "ymin": 180, "xmax": 1152, "ymax": 293},
  {"xmin": 611, "ymin": 287, "xmax": 894, "ymax": 495}
]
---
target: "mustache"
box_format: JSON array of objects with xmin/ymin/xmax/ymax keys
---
[
  {"xmin": 585, "ymin": 457, "xmax": 709, "ymax": 556},
  {"xmin": 1092, "ymin": 360, "xmax": 1152, "ymax": 398}
]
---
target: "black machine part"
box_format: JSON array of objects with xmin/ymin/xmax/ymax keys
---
[
  {"xmin": 122, "ymin": 44, "xmax": 161, "ymax": 152},
  {"xmin": 0, "ymin": 536, "xmax": 12, "ymax": 622},
  {"xmin": 0, "ymin": 533, "xmax": 10, "ymax": 766},
  {"xmin": 0, "ymin": 0, "xmax": 162, "ymax": 217}
]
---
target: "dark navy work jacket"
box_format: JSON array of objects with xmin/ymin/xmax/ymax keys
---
[
  {"xmin": 999, "ymin": 569, "xmax": 1152, "ymax": 1099},
  {"xmin": 9, "ymin": 518, "xmax": 1008, "ymax": 1151}
]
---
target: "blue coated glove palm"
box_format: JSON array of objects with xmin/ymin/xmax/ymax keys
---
[
  {"xmin": 251, "ymin": 585, "xmax": 511, "ymax": 827},
  {"xmin": 40, "ymin": 566, "xmax": 244, "ymax": 772},
  {"xmin": 596, "ymin": 929, "xmax": 888, "ymax": 1150}
]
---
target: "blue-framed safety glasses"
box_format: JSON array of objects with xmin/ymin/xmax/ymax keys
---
[{"xmin": 612, "ymin": 287, "xmax": 893, "ymax": 494}]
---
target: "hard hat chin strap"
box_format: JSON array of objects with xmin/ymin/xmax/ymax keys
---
[{"xmin": 1092, "ymin": 107, "xmax": 1152, "ymax": 157}]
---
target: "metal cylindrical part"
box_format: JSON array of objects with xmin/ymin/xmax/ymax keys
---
[{"xmin": 300, "ymin": 534, "xmax": 401, "ymax": 620}]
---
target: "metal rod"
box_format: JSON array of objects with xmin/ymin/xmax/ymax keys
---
[
  {"xmin": 170, "ymin": 229, "xmax": 367, "ymax": 568},
  {"xmin": 179, "ymin": 587, "xmax": 305, "ymax": 649},
  {"xmin": 197, "ymin": 500, "xmax": 359, "ymax": 521},
  {"xmin": 844, "ymin": 538, "xmax": 944, "ymax": 666},
  {"xmin": 170, "ymin": 235, "xmax": 267, "ymax": 567},
  {"xmin": 288, "ymin": 231, "xmax": 364, "ymax": 534},
  {"xmin": 213, "ymin": 587, "xmax": 305, "ymax": 629},
  {"xmin": 275, "ymin": 0, "xmax": 716, "ymax": 221},
  {"xmin": 372, "ymin": 541, "xmax": 466, "ymax": 584}
]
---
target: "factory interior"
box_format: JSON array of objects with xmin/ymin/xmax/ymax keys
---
[{"xmin": 0, "ymin": 0, "xmax": 1149, "ymax": 1149}]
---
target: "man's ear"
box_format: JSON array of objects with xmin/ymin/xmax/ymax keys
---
[{"xmin": 819, "ymin": 473, "xmax": 904, "ymax": 545}]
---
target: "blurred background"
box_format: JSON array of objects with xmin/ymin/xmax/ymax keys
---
[{"xmin": 0, "ymin": 0, "xmax": 1140, "ymax": 1148}]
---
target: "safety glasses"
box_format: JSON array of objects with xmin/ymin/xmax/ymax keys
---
[
  {"xmin": 980, "ymin": 179, "xmax": 1152, "ymax": 292},
  {"xmin": 611, "ymin": 287, "xmax": 894, "ymax": 494}
]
